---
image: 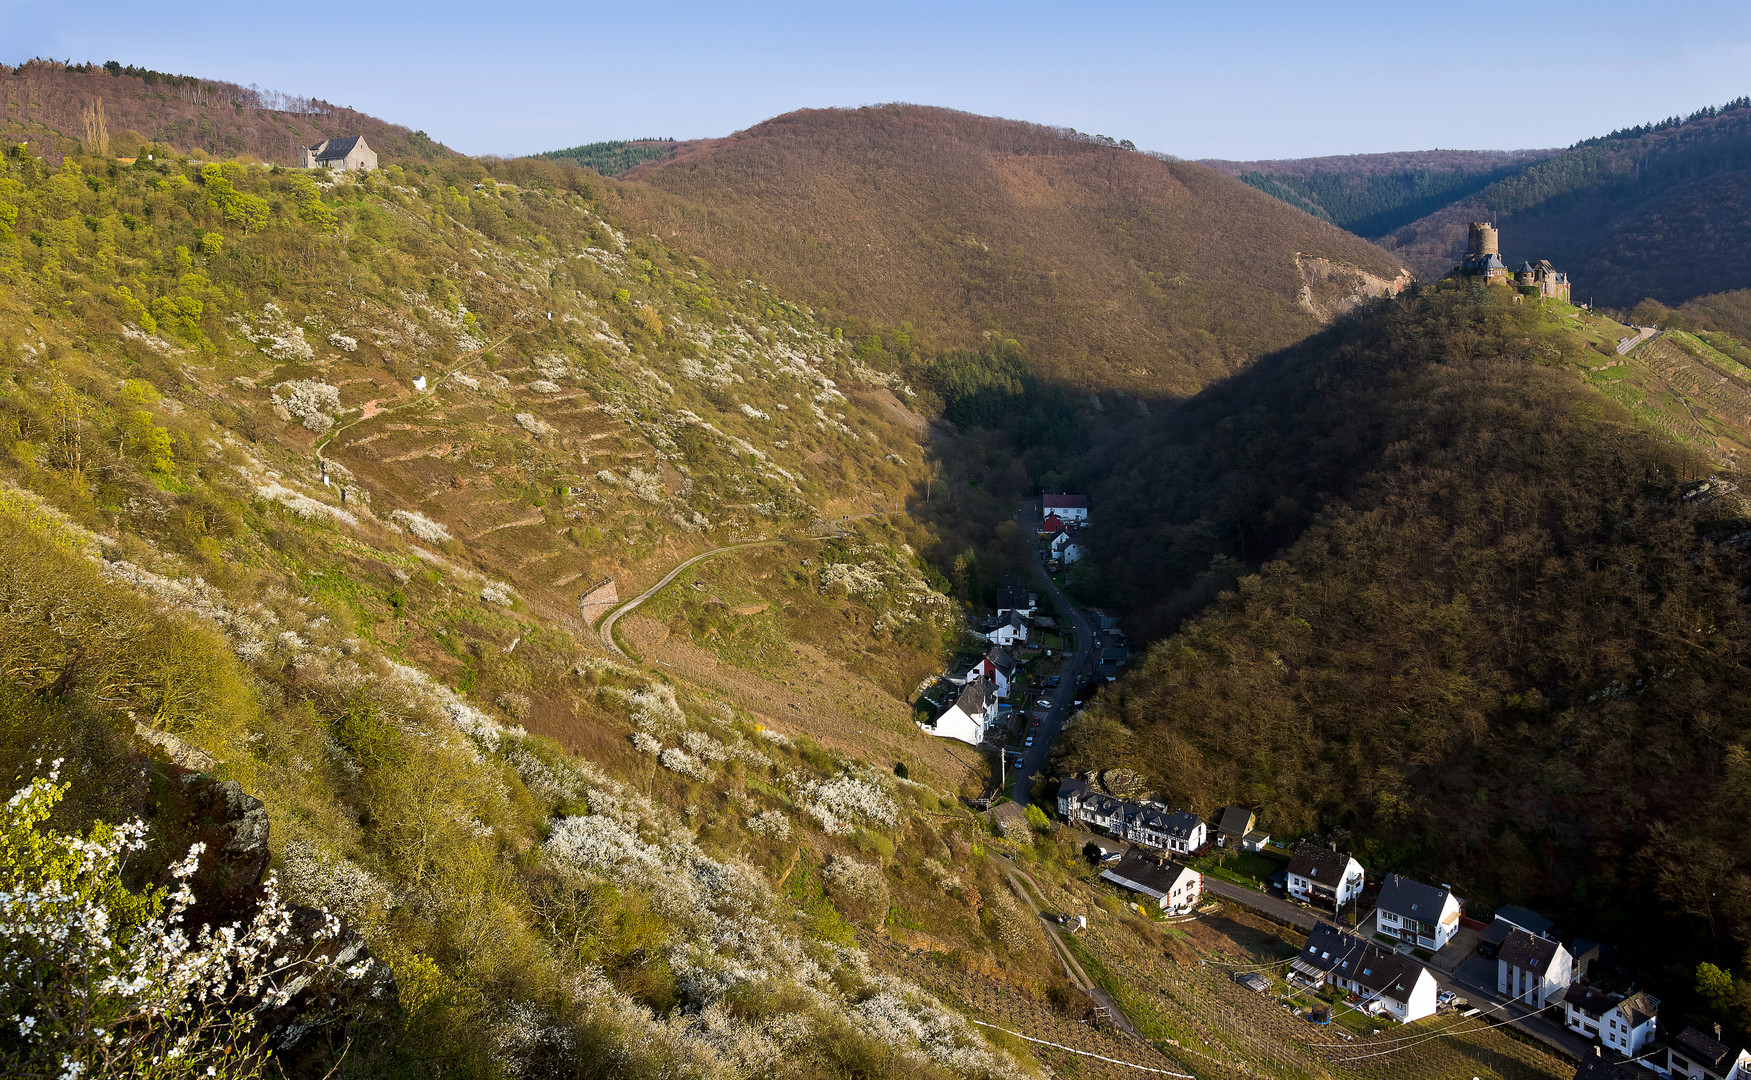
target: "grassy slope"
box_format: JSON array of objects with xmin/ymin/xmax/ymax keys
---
[
  {"xmin": 609, "ymin": 104, "xmax": 1407, "ymax": 398},
  {"xmin": 1056, "ymin": 285, "xmax": 1751, "ymax": 1028}
]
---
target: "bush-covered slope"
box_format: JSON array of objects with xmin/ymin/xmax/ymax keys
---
[
  {"xmin": 1056, "ymin": 285, "xmax": 1751, "ymax": 1011},
  {"xmin": 608, "ymin": 104, "xmax": 1408, "ymax": 397}
]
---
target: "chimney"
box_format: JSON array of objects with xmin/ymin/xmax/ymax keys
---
[{"xmin": 1717, "ymin": 1023, "xmax": 1725, "ymax": 1040}]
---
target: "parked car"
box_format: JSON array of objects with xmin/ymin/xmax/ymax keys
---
[
  {"xmin": 1265, "ymin": 869, "xmax": 1289, "ymax": 892},
  {"xmin": 1024, "ymin": 736, "xmax": 1035, "ymax": 747},
  {"xmin": 1029, "ymin": 718, "xmax": 1042, "ymax": 728},
  {"xmin": 1476, "ymin": 941, "xmax": 1499, "ymax": 959}
]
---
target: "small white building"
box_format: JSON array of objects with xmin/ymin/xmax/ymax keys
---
[
  {"xmin": 975, "ymin": 647, "xmax": 1016, "ymax": 699},
  {"xmin": 1669, "ymin": 1025, "xmax": 1751, "ymax": 1080},
  {"xmin": 919, "ymin": 675, "xmax": 996, "ymax": 745},
  {"xmin": 1374, "ymin": 875, "xmax": 1463, "ymax": 952},
  {"xmin": 301, "ymin": 135, "xmax": 378, "ymax": 171},
  {"xmin": 1049, "ymin": 531, "xmax": 1086, "ymax": 565},
  {"xmin": 1286, "ymin": 844, "xmax": 1365, "ymax": 909},
  {"xmin": 1497, "ymin": 928, "xmax": 1572, "ymax": 1010},
  {"xmin": 1042, "ymin": 494, "xmax": 1089, "ymax": 523},
  {"xmin": 1564, "ymin": 989, "xmax": 1658, "ymax": 1057},
  {"xmin": 1101, "ymin": 851, "xmax": 1203, "ymax": 914}
]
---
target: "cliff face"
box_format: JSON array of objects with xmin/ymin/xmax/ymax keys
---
[{"xmin": 1295, "ymin": 254, "xmax": 1413, "ymax": 321}]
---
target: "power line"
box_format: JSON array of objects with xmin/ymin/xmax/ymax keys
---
[{"xmin": 968, "ymin": 1020, "xmax": 1193, "ymax": 1076}]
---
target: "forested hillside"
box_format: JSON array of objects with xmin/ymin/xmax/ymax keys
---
[
  {"xmin": 1201, "ymin": 149, "xmax": 1553, "ymax": 238},
  {"xmin": 537, "ymin": 139, "xmax": 683, "ymax": 176},
  {"xmin": 1055, "ymin": 284, "xmax": 1751, "ymax": 1030},
  {"xmin": 607, "ymin": 105, "xmax": 1408, "ymax": 397},
  {"xmin": 2, "ymin": 58, "xmax": 455, "ymax": 165}
]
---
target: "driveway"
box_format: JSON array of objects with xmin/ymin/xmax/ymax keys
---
[{"xmin": 1010, "ymin": 514, "xmax": 1099, "ymax": 807}]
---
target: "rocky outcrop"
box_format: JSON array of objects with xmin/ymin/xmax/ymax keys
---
[{"xmin": 1296, "ymin": 254, "xmax": 1413, "ymax": 321}]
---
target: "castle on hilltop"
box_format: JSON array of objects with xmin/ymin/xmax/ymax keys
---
[{"xmin": 1458, "ymin": 223, "xmax": 1569, "ymax": 301}]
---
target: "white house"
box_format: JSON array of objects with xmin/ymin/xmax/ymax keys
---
[
  {"xmin": 1564, "ymin": 989, "xmax": 1658, "ymax": 1057},
  {"xmin": 1287, "ymin": 844, "xmax": 1365, "ymax": 910},
  {"xmin": 1669, "ymin": 1025, "xmax": 1751, "ymax": 1080},
  {"xmin": 1101, "ymin": 851, "xmax": 1203, "ymax": 914},
  {"xmin": 1042, "ymin": 494, "xmax": 1089, "ymax": 523},
  {"xmin": 1290, "ymin": 922, "xmax": 1438, "ymax": 1023},
  {"xmin": 301, "ymin": 135, "xmax": 378, "ymax": 171},
  {"xmin": 1049, "ymin": 531, "xmax": 1086, "ymax": 565},
  {"xmin": 1128, "ymin": 806, "xmax": 1207, "ymax": 856},
  {"xmin": 983, "ymin": 610, "xmax": 1029, "ymax": 648},
  {"xmin": 1374, "ymin": 875, "xmax": 1463, "ymax": 952},
  {"xmin": 919, "ymin": 675, "xmax": 996, "ymax": 745},
  {"xmin": 1497, "ymin": 928, "xmax": 1572, "ymax": 1009}
]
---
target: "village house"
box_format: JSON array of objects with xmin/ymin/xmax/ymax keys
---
[
  {"xmin": 1668, "ymin": 1025, "xmax": 1751, "ymax": 1080},
  {"xmin": 301, "ymin": 135, "xmax": 378, "ymax": 171},
  {"xmin": 981, "ymin": 610, "xmax": 1030, "ymax": 648},
  {"xmin": 1290, "ymin": 922, "xmax": 1439, "ymax": 1023},
  {"xmin": 1286, "ymin": 843, "xmax": 1365, "ymax": 910},
  {"xmin": 1040, "ymin": 512, "xmax": 1066, "ymax": 536},
  {"xmin": 1042, "ymin": 493, "xmax": 1089, "ymax": 523},
  {"xmin": 1100, "ymin": 850, "xmax": 1204, "ymax": 914},
  {"xmin": 1374, "ymin": 874, "xmax": 1464, "ymax": 952},
  {"xmin": 1049, "ymin": 530, "xmax": 1086, "ymax": 565},
  {"xmin": 1498, "ymin": 927, "xmax": 1573, "ymax": 1010},
  {"xmin": 918, "ymin": 675, "xmax": 997, "ymax": 745},
  {"xmin": 973, "ymin": 647, "xmax": 1016, "ymax": 698},
  {"xmin": 1573, "ymin": 1052, "xmax": 1651, "ymax": 1080},
  {"xmin": 1214, "ymin": 806, "xmax": 1271, "ymax": 851},
  {"xmin": 1126, "ymin": 806, "xmax": 1207, "ymax": 856},
  {"xmin": 1564, "ymin": 988, "xmax": 1659, "ymax": 1057}
]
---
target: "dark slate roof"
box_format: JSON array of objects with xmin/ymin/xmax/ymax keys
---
[
  {"xmin": 945, "ymin": 676, "xmax": 990, "ymax": 718},
  {"xmin": 1673, "ymin": 1025, "xmax": 1739, "ymax": 1071},
  {"xmin": 1132, "ymin": 807, "xmax": 1203, "ymax": 839},
  {"xmin": 1499, "ymin": 927, "xmax": 1563, "ymax": 974},
  {"xmin": 1567, "ymin": 987, "xmax": 1619, "ymax": 1019},
  {"xmin": 1216, "ymin": 806, "xmax": 1254, "ymax": 837},
  {"xmin": 1495, "ymin": 905, "xmax": 1555, "ymax": 935},
  {"xmin": 1288, "ymin": 844, "xmax": 1356, "ymax": 885},
  {"xmin": 1616, "ymin": 991, "xmax": 1658, "ymax": 1029},
  {"xmin": 984, "ymin": 647, "xmax": 1015, "ymax": 675},
  {"xmin": 1573, "ymin": 1058, "xmax": 1644, "ymax": 1080},
  {"xmin": 1043, "ymin": 494, "xmax": 1089, "ymax": 508},
  {"xmin": 310, "ymin": 136, "xmax": 364, "ymax": 160},
  {"xmin": 1376, "ymin": 874, "xmax": 1453, "ymax": 921},
  {"xmin": 995, "ymin": 581, "xmax": 1031, "ymax": 611},
  {"xmin": 1300, "ymin": 922, "xmax": 1367, "ymax": 974},
  {"xmin": 1520, "ymin": 261, "xmax": 1538, "ymax": 273},
  {"xmin": 1057, "ymin": 776, "xmax": 1091, "ymax": 803},
  {"xmin": 1101, "ymin": 851, "xmax": 1197, "ymax": 899}
]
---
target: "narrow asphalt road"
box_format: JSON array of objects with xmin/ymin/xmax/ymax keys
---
[{"xmin": 1011, "ymin": 514, "xmax": 1099, "ymax": 807}]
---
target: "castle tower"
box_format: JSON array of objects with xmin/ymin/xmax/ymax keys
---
[{"xmin": 1467, "ymin": 222, "xmax": 1499, "ymax": 259}]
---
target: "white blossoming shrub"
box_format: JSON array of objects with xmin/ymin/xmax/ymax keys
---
[
  {"xmin": 0, "ymin": 773, "xmax": 375, "ymax": 1079},
  {"xmin": 278, "ymin": 840, "xmax": 393, "ymax": 933},
  {"xmin": 388, "ymin": 508, "xmax": 452, "ymax": 544},
  {"xmin": 480, "ymin": 582, "xmax": 516, "ymax": 607},
  {"xmin": 270, "ymin": 379, "xmax": 341, "ymax": 433},
  {"xmin": 745, "ymin": 809, "xmax": 791, "ymax": 840},
  {"xmin": 821, "ymin": 855, "xmax": 889, "ymax": 909},
  {"xmin": 659, "ymin": 747, "xmax": 712, "ymax": 782},
  {"xmin": 327, "ymin": 332, "xmax": 358, "ymax": 352},
  {"xmin": 630, "ymin": 732, "xmax": 661, "ymax": 755},
  {"xmin": 798, "ymin": 774, "xmax": 900, "ymax": 835},
  {"xmin": 233, "ymin": 304, "xmax": 315, "ymax": 362}
]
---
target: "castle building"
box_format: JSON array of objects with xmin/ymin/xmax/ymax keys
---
[{"xmin": 1458, "ymin": 222, "xmax": 1570, "ymax": 301}]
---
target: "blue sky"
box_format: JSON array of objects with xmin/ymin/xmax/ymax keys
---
[{"xmin": 5, "ymin": 0, "xmax": 1749, "ymax": 160}]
